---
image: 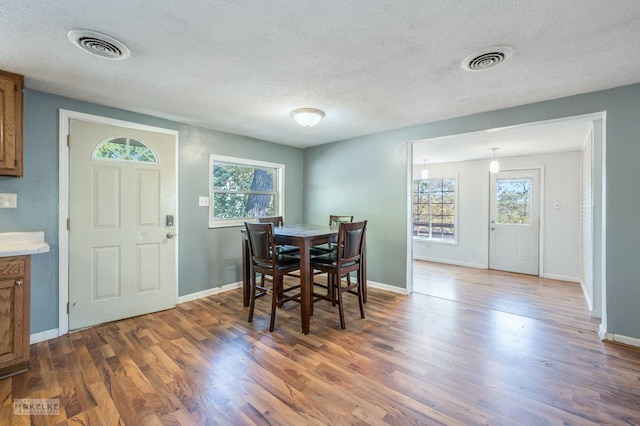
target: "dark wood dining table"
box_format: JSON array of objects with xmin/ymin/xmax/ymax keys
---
[{"xmin": 241, "ymin": 223, "xmax": 367, "ymax": 334}]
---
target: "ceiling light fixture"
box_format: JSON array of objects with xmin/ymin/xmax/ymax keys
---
[
  {"xmin": 291, "ymin": 108, "xmax": 325, "ymax": 127},
  {"xmin": 490, "ymin": 148, "xmax": 500, "ymax": 173},
  {"xmin": 421, "ymin": 159, "xmax": 429, "ymax": 180}
]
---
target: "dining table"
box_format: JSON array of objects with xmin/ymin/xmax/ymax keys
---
[{"xmin": 241, "ymin": 223, "xmax": 367, "ymax": 335}]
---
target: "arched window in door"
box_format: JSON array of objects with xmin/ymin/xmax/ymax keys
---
[{"xmin": 93, "ymin": 136, "xmax": 158, "ymax": 164}]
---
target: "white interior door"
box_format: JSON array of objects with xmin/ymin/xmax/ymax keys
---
[
  {"xmin": 489, "ymin": 169, "xmax": 540, "ymax": 275},
  {"xmin": 68, "ymin": 119, "xmax": 177, "ymax": 330}
]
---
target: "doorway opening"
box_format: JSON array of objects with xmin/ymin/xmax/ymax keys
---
[{"xmin": 408, "ymin": 112, "xmax": 606, "ymax": 329}]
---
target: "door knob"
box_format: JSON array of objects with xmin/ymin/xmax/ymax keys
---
[
  {"xmin": 491, "ymin": 227, "xmax": 495, "ymax": 231},
  {"xmin": 166, "ymin": 231, "xmax": 176, "ymax": 239}
]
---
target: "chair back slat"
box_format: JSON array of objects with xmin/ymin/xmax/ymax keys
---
[
  {"xmin": 258, "ymin": 216, "xmax": 283, "ymax": 226},
  {"xmin": 329, "ymin": 215, "xmax": 354, "ymax": 226}
]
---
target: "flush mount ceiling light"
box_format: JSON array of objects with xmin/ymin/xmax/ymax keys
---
[
  {"xmin": 291, "ymin": 108, "xmax": 325, "ymax": 127},
  {"xmin": 490, "ymin": 148, "xmax": 500, "ymax": 173},
  {"xmin": 462, "ymin": 46, "xmax": 513, "ymax": 71},
  {"xmin": 67, "ymin": 30, "xmax": 131, "ymax": 60}
]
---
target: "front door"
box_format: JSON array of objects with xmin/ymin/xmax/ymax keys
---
[
  {"xmin": 489, "ymin": 170, "xmax": 540, "ymax": 275},
  {"xmin": 68, "ymin": 119, "xmax": 177, "ymax": 330}
]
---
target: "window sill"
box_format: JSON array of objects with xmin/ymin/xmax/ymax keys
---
[
  {"xmin": 413, "ymin": 237, "xmax": 458, "ymax": 246},
  {"xmin": 209, "ymin": 220, "xmax": 253, "ymax": 229}
]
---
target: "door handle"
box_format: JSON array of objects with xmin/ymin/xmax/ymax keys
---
[
  {"xmin": 166, "ymin": 231, "xmax": 177, "ymax": 239},
  {"xmin": 15, "ymin": 280, "xmax": 22, "ymax": 286},
  {"xmin": 490, "ymin": 227, "xmax": 495, "ymax": 231}
]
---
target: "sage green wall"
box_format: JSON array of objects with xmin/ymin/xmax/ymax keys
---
[
  {"xmin": 303, "ymin": 83, "xmax": 640, "ymax": 340},
  {"xmin": 0, "ymin": 89, "xmax": 303, "ymax": 333}
]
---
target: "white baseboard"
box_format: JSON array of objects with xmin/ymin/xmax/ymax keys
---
[
  {"xmin": 367, "ymin": 280, "xmax": 408, "ymax": 295},
  {"xmin": 542, "ymin": 273, "xmax": 580, "ymax": 283},
  {"xmin": 413, "ymin": 256, "xmax": 485, "ymax": 270},
  {"xmin": 177, "ymin": 281, "xmax": 242, "ymax": 304},
  {"xmin": 602, "ymin": 331, "xmax": 640, "ymax": 349},
  {"xmin": 30, "ymin": 328, "xmax": 60, "ymax": 344},
  {"xmin": 579, "ymin": 279, "xmax": 594, "ymax": 311}
]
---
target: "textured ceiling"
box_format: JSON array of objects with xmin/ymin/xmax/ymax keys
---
[{"xmin": 1, "ymin": 1, "xmax": 639, "ymax": 148}]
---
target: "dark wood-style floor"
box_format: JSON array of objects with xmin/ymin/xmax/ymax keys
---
[{"xmin": 2, "ymin": 261, "xmax": 640, "ymax": 425}]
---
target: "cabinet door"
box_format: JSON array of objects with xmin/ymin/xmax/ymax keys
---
[
  {"xmin": 0, "ymin": 71, "xmax": 23, "ymax": 177},
  {"xmin": 0, "ymin": 278, "xmax": 25, "ymax": 365}
]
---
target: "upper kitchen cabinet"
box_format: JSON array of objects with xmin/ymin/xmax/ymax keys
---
[{"xmin": 0, "ymin": 70, "xmax": 23, "ymax": 177}]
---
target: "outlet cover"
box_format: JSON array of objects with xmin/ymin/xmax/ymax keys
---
[
  {"xmin": 198, "ymin": 196, "xmax": 209, "ymax": 207},
  {"xmin": 0, "ymin": 193, "xmax": 17, "ymax": 208}
]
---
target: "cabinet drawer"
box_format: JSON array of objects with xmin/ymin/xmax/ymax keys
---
[{"xmin": 0, "ymin": 258, "xmax": 26, "ymax": 278}]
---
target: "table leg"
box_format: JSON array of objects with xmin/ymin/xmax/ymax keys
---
[{"xmin": 299, "ymin": 242, "xmax": 311, "ymax": 334}]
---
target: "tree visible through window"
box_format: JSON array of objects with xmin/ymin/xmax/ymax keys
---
[
  {"xmin": 412, "ymin": 177, "xmax": 457, "ymax": 241},
  {"xmin": 209, "ymin": 155, "xmax": 284, "ymax": 227},
  {"xmin": 93, "ymin": 137, "xmax": 157, "ymax": 163},
  {"xmin": 495, "ymin": 178, "xmax": 531, "ymax": 224}
]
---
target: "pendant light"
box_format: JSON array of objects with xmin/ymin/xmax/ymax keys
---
[
  {"xmin": 489, "ymin": 148, "xmax": 500, "ymax": 173},
  {"xmin": 421, "ymin": 159, "xmax": 429, "ymax": 179}
]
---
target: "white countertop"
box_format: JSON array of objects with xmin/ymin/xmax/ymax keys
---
[{"xmin": 0, "ymin": 231, "xmax": 50, "ymax": 257}]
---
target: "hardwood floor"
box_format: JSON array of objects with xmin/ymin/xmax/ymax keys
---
[{"xmin": 2, "ymin": 262, "xmax": 640, "ymax": 425}]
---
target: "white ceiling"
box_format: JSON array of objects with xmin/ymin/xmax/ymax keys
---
[
  {"xmin": 1, "ymin": 1, "xmax": 639, "ymax": 149},
  {"xmin": 412, "ymin": 116, "xmax": 595, "ymax": 165}
]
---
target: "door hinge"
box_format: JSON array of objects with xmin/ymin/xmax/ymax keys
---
[
  {"xmin": 14, "ymin": 84, "xmax": 18, "ymax": 92},
  {"xmin": 67, "ymin": 134, "xmax": 70, "ymax": 147},
  {"xmin": 14, "ymin": 159, "xmax": 18, "ymax": 166},
  {"xmin": 67, "ymin": 218, "xmax": 70, "ymax": 230},
  {"xmin": 67, "ymin": 302, "xmax": 69, "ymax": 314}
]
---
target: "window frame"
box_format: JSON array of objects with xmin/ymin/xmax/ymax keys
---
[
  {"xmin": 208, "ymin": 154, "xmax": 285, "ymax": 228},
  {"xmin": 412, "ymin": 174, "xmax": 458, "ymax": 245}
]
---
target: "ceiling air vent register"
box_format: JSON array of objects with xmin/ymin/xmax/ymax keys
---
[
  {"xmin": 67, "ymin": 30, "xmax": 131, "ymax": 60},
  {"xmin": 462, "ymin": 46, "xmax": 513, "ymax": 71}
]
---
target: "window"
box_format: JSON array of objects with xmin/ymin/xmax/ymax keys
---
[
  {"xmin": 412, "ymin": 177, "xmax": 457, "ymax": 242},
  {"xmin": 495, "ymin": 178, "xmax": 531, "ymax": 225},
  {"xmin": 93, "ymin": 136, "xmax": 158, "ymax": 163},
  {"xmin": 209, "ymin": 155, "xmax": 284, "ymax": 228}
]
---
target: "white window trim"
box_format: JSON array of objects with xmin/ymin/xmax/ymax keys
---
[
  {"xmin": 412, "ymin": 174, "xmax": 459, "ymax": 245},
  {"xmin": 208, "ymin": 154, "xmax": 285, "ymax": 228}
]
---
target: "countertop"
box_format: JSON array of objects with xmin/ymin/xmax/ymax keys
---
[{"xmin": 0, "ymin": 231, "xmax": 50, "ymax": 257}]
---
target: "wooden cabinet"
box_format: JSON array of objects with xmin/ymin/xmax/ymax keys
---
[
  {"xmin": 0, "ymin": 255, "xmax": 31, "ymax": 379},
  {"xmin": 0, "ymin": 70, "xmax": 24, "ymax": 177}
]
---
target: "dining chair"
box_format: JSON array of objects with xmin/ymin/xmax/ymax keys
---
[
  {"xmin": 311, "ymin": 215, "xmax": 354, "ymax": 255},
  {"xmin": 245, "ymin": 222, "xmax": 301, "ymax": 332},
  {"xmin": 311, "ymin": 220, "xmax": 367, "ymax": 329},
  {"xmin": 258, "ymin": 216, "xmax": 300, "ymax": 255}
]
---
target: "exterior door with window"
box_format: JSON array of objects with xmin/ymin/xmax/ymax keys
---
[
  {"xmin": 489, "ymin": 170, "xmax": 540, "ymax": 275},
  {"xmin": 68, "ymin": 119, "xmax": 177, "ymax": 330}
]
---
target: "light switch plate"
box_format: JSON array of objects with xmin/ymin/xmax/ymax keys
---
[
  {"xmin": 198, "ymin": 196, "xmax": 209, "ymax": 207},
  {"xmin": 0, "ymin": 193, "xmax": 17, "ymax": 208}
]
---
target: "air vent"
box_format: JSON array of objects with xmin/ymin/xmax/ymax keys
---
[
  {"xmin": 67, "ymin": 30, "xmax": 131, "ymax": 60},
  {"xmin": 462, "ymin": 46, "xmax": 513, "ymax": 71}
]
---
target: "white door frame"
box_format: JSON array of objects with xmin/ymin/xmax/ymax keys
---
[{"xmin": 58, "ymin": 110, "xmax": 179, "ymax": 336}]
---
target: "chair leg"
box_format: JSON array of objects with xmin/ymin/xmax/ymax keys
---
[
  {"xmin": 248, "ymin": 272, "xmax": 257, "ymax": 323},
  {"xmin": 336, "ymin": 275, "xmax": 346, "ymax": 329},
  {"xmin": 270, "ymin": 276, "xmax": 280, "ymax": 332},
  {"xmin": 357, "ymin": 269, "xmax": 365, "ymax": 319}
]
